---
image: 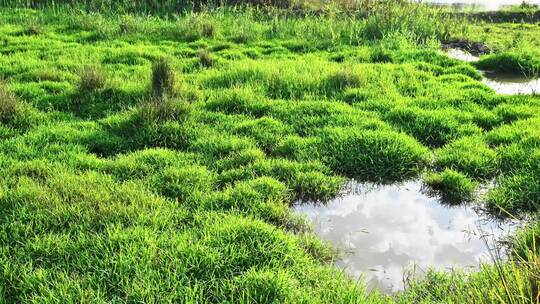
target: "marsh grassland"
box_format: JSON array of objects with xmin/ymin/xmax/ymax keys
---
[{"xmin": 1, "ymin": 1, "xmax": 540, "ymax": 303}]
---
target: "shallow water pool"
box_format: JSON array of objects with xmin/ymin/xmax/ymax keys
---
[
  {"xmin": 482, "ymin": 71, "xmax": 540, "ymax": 95},
  {"xmin": 445, "ymin": 48, "xmax": 480, "ymax": 62},
  {"xmin": 294, "ymin": 180, "xmax": 514, "ymax": 293},
  {"xmin": 423, "ymin": 0, "xmax": 540, "ymax": 11}
]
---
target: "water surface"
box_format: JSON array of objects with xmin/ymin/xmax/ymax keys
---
[
  {"xmin": 482, "ymin": 71, "xmax": 540, "ymax": 95},
  {"xmin": 446, "ymin": 48, "xmax": 480, "ymax": 62},
  {"xmin": 294, "ymin": 180, "xmax": 513, "ymax": 293},
  {"xmin": 423, "ymin": 0, "xmax": 540, "ymax": 11}
]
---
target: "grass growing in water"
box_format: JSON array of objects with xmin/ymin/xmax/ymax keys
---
[{"xmin": 425, "ymin": 169, "xmax": 478, "ymax": 203}]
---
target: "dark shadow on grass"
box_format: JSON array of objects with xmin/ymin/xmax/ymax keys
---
[{"xmin": 66, "ymin": 88, "xmax": 146, "ymax": 119}]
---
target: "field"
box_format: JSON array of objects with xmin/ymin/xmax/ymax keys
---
[{"xmin": 1, "ymin": 1, "xmax": 540, "ymax": 303}]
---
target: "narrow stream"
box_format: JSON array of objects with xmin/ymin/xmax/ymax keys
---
[{"xmin": 293, "ymin": 180, "xmax": 514, "ymax": 293}]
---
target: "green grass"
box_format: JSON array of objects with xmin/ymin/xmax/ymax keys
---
[
  {"xmin": 0, "ymin": 3, "xmax": 540, "ymax": 303},
  {"xmin": 78, "ymin": 65, "xmax": 108, "ymax": 92},
  {"xmin": 460, "ymin": 22, "xmax": 540, "ymax": 76},
  {"xmin": 425, "ymin": 168, "xmax": 478, "ymax": 203},
  {"xmin": 435, "ymin": 136, "xmax": 499, "ymax": 179},
  {"xmin": 477, "ymin": 52, "xmax": 540, "ymax": 76}
]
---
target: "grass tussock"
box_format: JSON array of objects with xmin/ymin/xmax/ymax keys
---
[
  {"xmin": 435, "ymin": 136, "xmax": 499, "ymax": 180},
  {"xmin": 425, "ymin": 169, "xmax": 478, "ymax": 203},
  {"xmin": 477, "ymin": 52, "xmax": 540, "ymax": 77},
  {"xmin": 151, "ymin": 57, "xmax": 178, "ymax": 97},
  {"xmin": 0, "ymin": 82, "xmax": 21, "ymax": 124},
  {"xmin": 138, "ymin": 98, "xmax": 192, "ymax": 124},
  {"xmin": 78, "ymin": 65, "xmax": 107, "ymax": 92},
  {"xmin": 199, "ymin": 48, "xmax": 214, "ymax": 67},
  {"xmin": 319, "ymin": 128, "xmax": 430, "ymax": 181}
]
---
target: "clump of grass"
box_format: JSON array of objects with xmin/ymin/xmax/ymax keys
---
[
  {"xmin": 138, "ymin": 98, "xmax": 192, "ymax": 125},
  {"xmin": 228, "ymin": 20, "xmax": 260, "ymax": 44},
  {"xmin": 78, "ymin": 66, "xmax": 107, "ymax": 92},
  {"xmin": 445, "ymin": 64, "xmax": 483, "ymax": 80},
  {"xmin": 119, "ymin": 14, "xmax": 139, "ymax": 34},
  {"xmin": 19, "ymin": 24, "xmax": 43, "ymax": 36},
  {"xmin": 0, "ymin": 82, "xmax": 37, "ymax": 130},
  {"xmin": 201, "ymin": 22, "xmax": 216, "ymax": 38},
  {"xmin": 0, "ymin": 82, "xmax": 22, "ymax": 125},
  {"xmin": 487, "ymin": 172, "xmax": 540, "ymax": 215},
  {"xmin": 425, "ymin": 169, "xmax": 478, "ymax": 203},
  {"xmin": 199, "ymin": 48, "xmax": 214, "ymax": 67},
  {"xmin": 476, "ymin": 51, "xmax": 540, "ymax": 77},
  {"xmin": 512, "ymin": 220, "xmax": 540, "ymax": 259},
  {"xmin": 370, "ymin": 46, "xmax": 393, "ymax": 63},
  {"xmin": 230, "ymin": 269, "xmax": 295, "ymax": 303},
  {"xmin": 319, "ymin": 128, "xmax": 430, "ymax": 181},
  {"xmin": 385, "ymin": 107, "xmax": 480, "ymax": 148},
  {"xmin": 233, "ymin": 117, "xmax": 292, "ymax": 153},
  {"xmin": 152, "ymin": 165, "xmax": 213, "ymax": 203},
  {"xmin": 325, "ymin": 68, "xmax": 365, "ymax": 92},
  {"xmin": 151, "ymin": 57, "xmax": 177, "ymax": 97},
  {"xmin": 173, "ymin": 14, "xmax": 217, "ymax": 42},
  {"xmin": 435, "ymin": 136, "xmax": 499, "ymax": 179},
  {"xmin": 68, "ymin": 12, "xmax": 114, "ymax": 40},
  {"xmin": 342, "ymin": 88, "xmax": 370, "ymax": 103}
]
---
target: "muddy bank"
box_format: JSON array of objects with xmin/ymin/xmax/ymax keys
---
[{"xmin": 442, "ymin": 39, "xmax": 491, "ymax": 56}]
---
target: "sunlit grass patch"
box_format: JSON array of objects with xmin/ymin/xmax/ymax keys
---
[
  {"xmin": 425, "ymin": 168, "xmax": 478, "ymax": 203},
  {"xmin": 486, "ymin": 118, "xmax": 540, "ymax": 147},
  {"xmin": 487, "ymin": 148, "xmax": 540, "ymax": 214},
  {"xmin": 78, "ymin": 65, "xmax": 107, "ymax": 92},
  {"xmin": 435, "ymin": 136, "xmax": 499, "ymax": 179},
  {"xmin": 477, "ymin": 51, "xmax": 540, "ymax": 76},
  {"xmin": 385, "ymin": 106, "xmax": 481, "ymax": 147},
  {"xmin": 0, "ymin": 81, "xmax": 40, "ymax": 131},
  {"xmin": 318, "ymin": 127, "xmax": 430, "ymax": 181}
]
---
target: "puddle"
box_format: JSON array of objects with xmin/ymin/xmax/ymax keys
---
[
  {"xmin": 445, "ymin": 48, "xmax": 480, "ymax": 62},
  {"xmin": 293, "ymin": 180, "xmax": 514, "ymax": 293},
  {"xmin": 482, "ymin": 71, "xmax": 540, "ymax": 95},
  {"xmin": 423, "ymin": 0, "xmax": 540, "ymax": 11}
]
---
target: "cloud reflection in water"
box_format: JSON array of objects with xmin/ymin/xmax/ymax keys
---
[{"xmin": 294, "ymin": 181, "xmax": 512, "ymax": 293}]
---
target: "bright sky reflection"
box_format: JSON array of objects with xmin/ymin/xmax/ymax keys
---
[{"xmin": 294, "ymin": 181, "xmax": 513, "ymax": 293}]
